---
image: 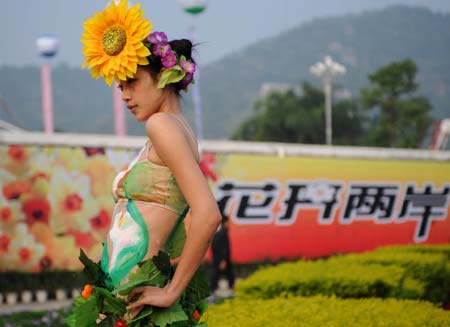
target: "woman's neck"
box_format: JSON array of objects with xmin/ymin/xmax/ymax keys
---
[{"xmin": 159, "ymin": 91, "xmax": 181, "ymax": 116}]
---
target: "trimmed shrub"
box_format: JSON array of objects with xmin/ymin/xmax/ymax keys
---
[
  {"xmin": 236, "ymin": 260, "xmax": 423, "ymax": 300},
  {"xmin": 331, "ymin": 251, "xmax": 450, "ymax": 304},
  {"xmin": 375, "ymin": 244, "xmax": 450, "ymax": 259},
  {"xmin": 208, "ymin": 296, "xmax": 450, "ymax": 327}
]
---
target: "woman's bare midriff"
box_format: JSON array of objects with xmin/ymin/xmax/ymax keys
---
[{"xmin": 105, "ymin": 198, "xmax": 180, "ymax": 275}]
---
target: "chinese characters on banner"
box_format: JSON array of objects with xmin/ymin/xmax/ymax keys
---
[{"xmin": 208, "ymin": 154, "xmax": 450, "ymax": 263}]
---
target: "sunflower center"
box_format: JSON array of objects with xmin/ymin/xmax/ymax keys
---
[{"xmin": 102, "ymin": 26, "xmax": 127, "ymax": 56}]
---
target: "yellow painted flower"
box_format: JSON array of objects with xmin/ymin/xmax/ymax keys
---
[
  {"xmin": 3, "ymin": 223, "xmax": 45, "ymax": 271},
  {"xmin": 48, "ymin": 166, "xmax": 99, "ymax": 234},
  {"xmin": 81, "ymin": 0, "xmax": 153, "ymax": 85},
  {"xmin": 84, "ymin": 156, "xmax": 117, "ymax": 197}
]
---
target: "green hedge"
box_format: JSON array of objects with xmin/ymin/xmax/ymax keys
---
[
  {"xmin": 236, "ymin": 260, "xmax": 423, "ymax": 300},
  {"xmin": 330, "ymin": 251, "xmax": 450, "ymax": 303},
  {"xmin": 208, "ymin": 296, "xmax": 450, "ymax": 327},
  {"xmin": 375, "ymin": 244, "xmax": 450, "ymax": 259}
]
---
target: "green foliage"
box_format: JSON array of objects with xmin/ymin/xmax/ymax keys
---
[
  {"xmin": 94, "ymin": 286, "xmax": 127, "ymax": 316},
  {"xmin": 0, "ymin": 309, "xmax": 71, "ymax": 327},
  {"xmin": 236, "ymin": 246, "xmax": 450, "ymax": 305},
  {"xmin": 236, "ymin": 259, "xmax": 423, "ymax": 300},
  {"xmin": 361, "ymin": 58, "xmax": 432, "ymax": 148},
  {"xmin": 375, "ymin": 244, "xmax": 450, "ymax": 259},
  {"xmin": 79, "ymin": 249, "xmax": 112, "ymax": 291},
  {"xmin": 151, "ymin": 304, "xmax": 189, "ymax": 327},
  {"xmin": 66, "ymin": 294, "xmax": 101, "ymax": 327},
  {"xmin": 232, "ymin": 82, "xmax": 364, "ymax": 145},
  {"xmin": 207, "ymin": 296, "xmax": 450, "ymax": 327},
  {"xmin": 333, "ymin": 250, "xmax": 450, "ymax": 304},
  {"xmin": 67, "ymin": 250, "xmax": 209, "ymax": 327}
]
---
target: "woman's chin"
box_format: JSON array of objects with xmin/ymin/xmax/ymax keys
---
[{"xmin": 135, "ymin": 116, "xmax": 146, "ymax": 122}]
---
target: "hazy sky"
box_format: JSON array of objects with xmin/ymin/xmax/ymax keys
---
[{"xmin": 2, "ymin": 0, "xmax": 450, "ymax": 68}]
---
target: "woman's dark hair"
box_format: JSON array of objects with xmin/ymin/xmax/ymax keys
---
[{"xmin": 143, "ymin": 39, "xmax": 195, "ymax": 95}]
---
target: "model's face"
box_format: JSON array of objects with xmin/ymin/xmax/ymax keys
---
[{"xmin": 118, "ymin": 67, "xmax": 164, "ymax": 121}]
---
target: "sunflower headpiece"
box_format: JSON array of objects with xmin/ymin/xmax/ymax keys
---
[{"xmin": 81, "ymin": 0, "xmax": 195, "ymax": 90}]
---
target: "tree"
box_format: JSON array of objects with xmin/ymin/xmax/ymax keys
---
[
  {"xmin": 232, "ymin": 82, "xmax": 364, "ymax": 145},
  {"xmin": 361, "ymin": 59, "xmax": 432, "ymax": 148}
]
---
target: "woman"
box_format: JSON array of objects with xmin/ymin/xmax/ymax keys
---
[{"xmin": 79, "ymin": 0, "xmax": 221, "ymax": 324}]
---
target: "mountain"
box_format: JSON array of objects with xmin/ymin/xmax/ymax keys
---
[{"xmin": 1, "ymin": 5, "xmax": 449, "ymax": 138}]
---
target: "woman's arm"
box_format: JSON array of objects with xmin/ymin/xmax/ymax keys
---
[{"xmin": 127, "ymin": 113, "xmax": 221, "ymax": 311}]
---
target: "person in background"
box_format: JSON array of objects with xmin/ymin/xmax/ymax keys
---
[{"xmin": 210, "ymin": 214, "xmax": 235, "ymax": 295}]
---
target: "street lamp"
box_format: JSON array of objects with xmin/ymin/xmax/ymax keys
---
[
  {"xmin": 310, "ymin": 56, "xmax": 346, "ymax": 145},
  {"xmin": 178, "ymin": 0, "xmax": 207, "ymax": 139},
  {"xmin": 36, "ymin": 34, "xmax": 59, "ymax": 133}
]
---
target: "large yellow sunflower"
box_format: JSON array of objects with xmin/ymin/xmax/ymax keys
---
[{"xmin": 81, "ymin": 0, "xmax": 153, "ymax": 86}]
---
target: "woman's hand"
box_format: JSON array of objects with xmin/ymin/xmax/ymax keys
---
[{"xmin": 125, "ymin": 284, "xmax": 178, "ymax": 321}]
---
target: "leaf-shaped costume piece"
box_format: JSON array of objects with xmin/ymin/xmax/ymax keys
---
[{"xmin": 66, "ymin": 249, "xmax": 210, "ymax": 327}]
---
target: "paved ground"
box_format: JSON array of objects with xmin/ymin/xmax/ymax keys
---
[{"xmin": 0, "ymin": 299, "xmax": 72, "ymax": 315}]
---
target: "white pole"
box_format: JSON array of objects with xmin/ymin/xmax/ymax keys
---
[
  {"xmin": 189, "ymin": 23, "xmax": 204, "ymax": 140},
  {"xmin": 324, "ymin": 76, "xmax": 332, "ymax": 145},
  {"xmin": 41, "ymin": 64, "xmax": 54, "ymax": 133}
]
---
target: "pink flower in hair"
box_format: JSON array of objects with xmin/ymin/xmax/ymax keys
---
[
  {"xmin": 161, "ymin": 52, "xmax": 177, "ymax": 68},
  {"xmin": 146, "ymin": 31, "xmax": 168, "ymax": 44},
  {"xmin": 180, "ymin": 60, "xmax": 196, "ymax": 74},
  {"xmin": 180, "ymin": 73, "xmax": 194, "ymax": 89},
  {"xmin": 153, "ymin": 43, "xmax": 172, "ymax": 57}
]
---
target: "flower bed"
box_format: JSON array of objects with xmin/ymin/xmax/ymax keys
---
[{"xmin": 208, "ymin": 295, "xmax": 450, "ymax": 327}]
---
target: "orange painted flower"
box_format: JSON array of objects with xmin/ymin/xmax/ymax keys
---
[
  {"xmin": 192, "ymin": 310, "xmax": 201, "ymax": 320},
  {"xmin": 90, "ymin": 209, "xmax": 111, "ymax": 231},
  {"xmin": 18, "ymin": 247, "xmax": 31, "ymax": 262},
  {"xmin": 22, "ymin": 197, "xmax": 51, "ymax": 226},
  {"xmin": 30, "ymin": 172, "xmax": 51, "ymax": 184},
  {"xmin": 2, "ymin": 180, "xmax": 32, "ymax": 200},
  {"xmin": 0, "ymin": 235, "xmax": 10, "ymax": 253},
  {"xmin": 8, "ymin": 145, "xmax": 27, "ymax": 162},
  {"xmin": 67, "ymin": 229, "xmax": 96, "ymax": 249},
  {"xmin": 64, "ymin": 193, "xmax": 83, "ymax": 211},
  {"xmin": 82, "ymin": 284, "xmax": 94, "ymax": 299},
  {"xmin": 0, "ymin": 207, "xmax": 12, "ymax": 222}
]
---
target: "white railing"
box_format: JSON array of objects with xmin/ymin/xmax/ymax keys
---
[{"xmin": 1, "ymin": 130, "xmax": 449, "ymax": 161}]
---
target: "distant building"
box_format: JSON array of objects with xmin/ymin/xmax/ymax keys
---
[
  {"xmin": 259, "ymin": 82, "xmax": 302, "ymax": 98},
  {"xmin": 260, "ymin": 82, "xmax": 353, "ymax": 101}
]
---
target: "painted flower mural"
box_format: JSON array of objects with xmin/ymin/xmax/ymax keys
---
[{"xmin": 0, "ymin": 144, "xmax": 133, "ymax": 271}]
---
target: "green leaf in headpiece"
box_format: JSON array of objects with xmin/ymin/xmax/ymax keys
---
[{"xmin": 158, "ymin": 65, "xmax": 186, "ymax": 89}]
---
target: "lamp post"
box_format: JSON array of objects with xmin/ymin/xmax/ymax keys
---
[
  {"xmin": 36, "ymin": 35, "xmax": 59, "ymax": 133},
  {"xmin": 310, "ymin": 56, "xmax": 346, "ymax": 145},
  {"xmin": 178, "ymin": 0, "xmax": 207, "ymax": 140}
]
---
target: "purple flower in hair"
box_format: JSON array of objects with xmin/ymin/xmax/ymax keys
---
[
  {"xmin": 161, "ymin": 52, "xmax": 177, "ymax": 68},
  {"xmin": 153, "ymin": 43, "xmax": 172, "ymax": 57},
  {"xmin": 180, "ymin": 60, "xmax": 196, "ymax": 74},
  {"xmin": 180, "ymin": 73, "xmax": 194, "ymax": 89},
  {"xmin": 146, "ymin": 31, "xmax": 168, "ymax": 44}
]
